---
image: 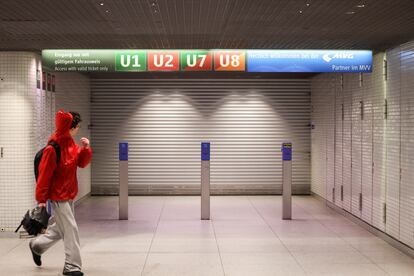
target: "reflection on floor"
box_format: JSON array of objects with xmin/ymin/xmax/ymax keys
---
[{"xmin": 1, "ymin": 196, "xmax": 414, "ymax": 275}]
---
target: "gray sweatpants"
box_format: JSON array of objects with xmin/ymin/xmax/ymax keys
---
[{"xmin": 30, "ymin": 200, "xmax": 82, "ymax": 272}]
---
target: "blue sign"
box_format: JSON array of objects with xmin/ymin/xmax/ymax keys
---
[
  {"xmin": 119, "ymin": 142, "xmax": 128, "ymax": 161},
  {"xmin": 247, "ymin": 50, "xmax": 372, "ymax": 73},
  {"xmin": 281, "ymin": 142, "xmax": 292, "ymax": 161},
  {"xmin": 201, "ymin": 142, "xmax": 210, "ymax": 161}
]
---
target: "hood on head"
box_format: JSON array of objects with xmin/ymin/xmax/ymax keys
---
[{"xmin": 55, "ymin": 110, "xmax": 73, "ymax": 136}]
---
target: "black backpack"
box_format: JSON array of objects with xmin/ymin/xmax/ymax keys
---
[
  {"xmin": 15, "ymin": 206, "xmax": 51, "ymax": 235},
  {"xmin": 34, "ymin": 141, "xmax": 61, "ymax": 182}
]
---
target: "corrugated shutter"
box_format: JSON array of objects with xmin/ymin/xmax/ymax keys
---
[
  {"xmin": 342, "ymin": 74, "xmax": 353, "ymax": 212},
  {"xmin": 91, "ymin": 79, "xmax": 311, "ymax": 195},
  {"xmin": 334, "ymin": 75, "xmax": 343, "ymax": 208},
  {"xmin": 351, "ymin": 73, "xmax": 363, "ymax": 218},
  {"xmin": 361, "ymin": 69, "xmax": 374, "ymax": 224},
  {"xmin": 326, "ymin": 75, "xmax": 336, "ymax": 203},
  {"xmin": 385, "ymin": 47, "xmax": 401, "ymax": 239},
  {"xmin": 311, "ymin": 77, "xmax": 324, "ymax": 197},
  {"xmin": 371, "ymin": 54, "xmax": 387, "ymax": 231},
  {"xmin": 311, "ymin": 75, "xmax": 334, "ymax": 199},
  {"xmin": 400, "ymin": 41, "xmax": 414, "ymax": 248}
]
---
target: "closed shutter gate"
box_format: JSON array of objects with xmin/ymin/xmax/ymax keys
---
[
  {"xmin": 311, "ymin": 75, "xmax": 329, "ymax": 198},
  {"xmin": 371, "ymin": 54, "xmax": 386, "ymax": 231},
  {"xmin": 342, "ymin": 74, "xmax": 353, "ymax": 212},
  {"xmin": 361, "ymin": 70, "xmax": 374, "ymax": 224},
  {"xmin": 385, "ymin": 47, "xmax": 401, "ymax": 239},
  {"xmin": 400, "ymin": 41, "xmax": 414, "ymax": 248},
  {"xmin": 351, "ymin": 74, "xmax": 363, "ymax": 218},
  {"xmin": 326, "ymin": 75, "xmax": 336, "ymax": 203},
  {"xmin": 334, "ymin": 75, "xmax": 343, "ymax": 208},
  {"xmin": 91, "ymin": 79, "xmax": 311, "ymax": 195}
]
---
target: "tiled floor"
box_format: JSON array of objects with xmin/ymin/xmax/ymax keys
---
[{"xmin": 1, "ymin": 195, "xmax": 414, "ymax": 275}]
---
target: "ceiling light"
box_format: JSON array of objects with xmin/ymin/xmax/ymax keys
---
[
  {"xmin": 356, "ymin": 4, "xmax": 365, "ymax": 8},
  {"xmin": 105, "ymin": 10, "xmax": 110, "ymax": 13},
  {"xmin": 99, "ymin": 2, "xmax": 104, "ymax": 6},
  {"xmin": 345, "ymin": 11, "xmax": 355, "ymax": 15},
  {"xmin": 306, "ymin": 3, "xmax": 310, "ymax": 7},
  {"xmin": 299, "ymin": 10, "xmax": 303, "ymax": 14}
]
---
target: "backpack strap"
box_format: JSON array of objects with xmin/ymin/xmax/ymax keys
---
[
  {"xmin": 48, "ymin": 140, "xmax": 61, "ymax": 164},
  {"xmin": 15, "ymin": 223, "xmax": 22, "ymax": 233}
]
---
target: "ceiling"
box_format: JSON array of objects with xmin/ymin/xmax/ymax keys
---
[{"xmin": 1, "ymin": 0, "xmax": 414, "ymax": 52}]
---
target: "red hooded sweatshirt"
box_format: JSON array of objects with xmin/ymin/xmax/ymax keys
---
[{"xmin": 36, "ymin": 110, "xmax": 92, "ymax": 203}]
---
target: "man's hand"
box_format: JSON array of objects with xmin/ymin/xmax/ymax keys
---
[
  {"xmin": 80, "ymin": 137, "xmax": 90, "ymax": 149},
  {"xmin": 38, "ymin": 203, "xmax": 46, "ymax": 208}
]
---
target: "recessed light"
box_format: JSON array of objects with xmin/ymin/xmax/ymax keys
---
[
  {"xmin": 356, "ymin": 4, "xmax": 365, "ymax": 8},
  {"xmin": 105, "ymin": 10, "xmax": 110, "ymax": 13},
  {"xmin": 306, "ymin": 3, "xmax": 310, "ymax": 7},
  {"xmin": 345, "ymin": 11, "xmax": 355, "ymax": 15},
  {"xmin": 99, "ymin": 2, "xmax": 104, "ymax": 6},
  {"xmin": 299, "ymin": 10, "xmax": 303, "ymax": 14}
]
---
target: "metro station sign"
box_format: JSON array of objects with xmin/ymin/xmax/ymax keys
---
[{"xmin": 42, "ymin": 49, "xmax": 372, "ymax": 73}]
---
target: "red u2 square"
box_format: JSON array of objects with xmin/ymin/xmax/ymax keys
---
[{"xmin": 148, "ymin": 51, "xmax": 179, "ymax": 71}]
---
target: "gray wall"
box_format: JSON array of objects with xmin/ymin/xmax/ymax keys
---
[
  {"xmin": 91, "ymin": 79, "xmax": 311, "ymax": 195},
  {"xmin": 311, "ymin": 40, "xmax": 414, "ymax": 248}
]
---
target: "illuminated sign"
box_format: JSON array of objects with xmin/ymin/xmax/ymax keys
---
[
  {"xmin": 42, "ymin": 49, "xmax": 372, "ymax": 73},
  {"xmin": 247, "ymin": 50, "xmax": 372, "ymax": 73}
]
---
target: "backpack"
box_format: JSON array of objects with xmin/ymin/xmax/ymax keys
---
[
  {"xmin": 15, "ymin": 206, "xmax": 51, "ymax": 236},
  {"xmin": 34, "ymin": 141, "xmax": 61, "ymax": 182}
]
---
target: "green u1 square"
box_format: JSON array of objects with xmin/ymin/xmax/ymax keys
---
[{"xmin": 115, "ymin": 51, "xmax": 147, "ymax": 72}]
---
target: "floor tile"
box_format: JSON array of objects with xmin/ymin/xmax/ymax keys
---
[
  {"xmin": 2, "ymin": 195, "xmax": 414, "ymax": 276},
  {"xmin": 142, "ymin": 253, "xmax": 224, "ymax": 276}
]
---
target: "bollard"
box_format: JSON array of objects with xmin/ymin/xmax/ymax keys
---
[
  {"xmin": 119, "ymin": 142, "xmax": 129, "ymax": 220},
  {"xmin": 282, "ymin": 142, "xmax": 292, "ymax": 220},
  {"xmin": 201, "ymin": 142, "xmax": 210, "ymax": 220}
]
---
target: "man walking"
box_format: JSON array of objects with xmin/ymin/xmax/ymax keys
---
[{"xmin": 29, "ymin": 110, "xmax": 92, "ymax": 276}]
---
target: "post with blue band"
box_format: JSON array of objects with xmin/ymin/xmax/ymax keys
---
[
  {"xmin": 201, "ymin": 142, "xmax": 210, "ymax": 220},
  {"xmin": 281, "ymin": 142, "xmax": 292, "ymax": 220},
  {"xmin": 119, "ymin": 142, "xmax": 128, "ymax": 220}
]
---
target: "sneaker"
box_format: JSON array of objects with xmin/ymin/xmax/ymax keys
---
[
  {"xmin": 62, "ymin": 271, "xmax": 84, "ymax": 276},
  {"xmin": 29, "ymin": 241, "xmax": 41, "ymax": 266}
]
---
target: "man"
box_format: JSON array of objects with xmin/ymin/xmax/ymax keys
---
[{"xmin": 29, "ymin": 110, "xmax": 92, "ymax": 276}]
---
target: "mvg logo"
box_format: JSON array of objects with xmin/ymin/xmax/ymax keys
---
[{"xmin": 323, "ymin": 53, "xmax": 354, "ymax": 63}]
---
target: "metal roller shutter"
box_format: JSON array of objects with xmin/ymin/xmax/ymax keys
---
[
  {"xmin": 371, "ymin": 53, "xmax": 387, "ymax": 231},
  {"xmin": 361, "ymin": 70, "xmax": 374, "ymax": 224},
  {"xmin": 351, "ymin": 73, "xmax": 363, "ymax": 218},
  {"xmin": 311, "ymin": 76, "xmax": 325, "ymax": 198},
  {"xmin": 342, "ymin": 74, "xmax": 353, "ymax": 212},
  {"xmin": 91, "ymin": 79, "xmax": 311, "ymax": 195},
  {"xmin": 385, "ymin": 47, "xmax": 401, "ymax": 239},
  {"xmin": 326, "ymin": 75, "xmax": 336, "ymax": 204},
  {"xmin": 400, "ymin": 41, "xmax": 414, "ymax": 248},
  {"xmin": 334, "ymin": 75, "xmax": 343, "ymax": 208},
  {"xmin": 311, "ymin": 75, "xmax": 335, "ymax": 199}
]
